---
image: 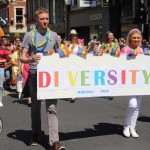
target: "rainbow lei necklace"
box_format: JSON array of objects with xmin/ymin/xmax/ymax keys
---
[
  {"xmin": 102, "ymin": 42, "xmax": 119, "ymax": 53},
  {"xmin": 32, "ymin": 27, "xmax": 50, "ymax": 52}
]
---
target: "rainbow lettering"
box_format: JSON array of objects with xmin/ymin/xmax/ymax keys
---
[{"xmin": 38, "ymin": 68, "xmax": 150, "ymax": 89}]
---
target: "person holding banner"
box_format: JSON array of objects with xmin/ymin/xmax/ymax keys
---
[
  {"xmin": 99, "ymin": 31, "xmax": 119, "ymax": 100},
  {"xmin": 58, "ymin": 34, "xmax": 65, "ymax": 49},
  {"xmin": 65, "ymin": 29, "xmax": 84, "ymax": 53},
  {"xmin": 100, "ymin": 31, "xmax": 120, "ymax": 53},
  {"xmin": 122, "ymin": 28, "xmax": 143, "ymax": 138},
  {"xmin": 20, "ymin": 7, "xmax": 65, "ymax": 150},
  {"xmin": 0, "ymin": 40, "xmax": 10, "ymax": 107}
]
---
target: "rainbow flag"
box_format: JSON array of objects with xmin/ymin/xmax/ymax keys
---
[
  {"xmin": 144, "ymin": 48, "xmax": 150, "ymax": 55},
  {"xmin": 110, "ymin": 49, "xmax": 120, "ymax": 57},
  {"xmin": 56, "ymin": 47, "xmax": 70, "ymax": 57},
  {"xmin": 127, "ymin": 49, "xmax": 137, "ymax": 57},
  {"xmin": 0, "ymin": 27, "xmax": 4, "ymax": 37},
  {"xmin": 76, "ymin": 46, "xmax": 87, "ymax": 56},
  {"xmin": 93, "ymin": 52, "xmax": 103, "ymax": 56}
]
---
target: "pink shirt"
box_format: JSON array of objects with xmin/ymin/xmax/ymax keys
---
[
  {"xmin": 121, "ymin": 46, "xmax": 143, "ymax": 54},
  {"xmin": 22, "ymin": 54, "xmax": 29, "ymax": 87}
]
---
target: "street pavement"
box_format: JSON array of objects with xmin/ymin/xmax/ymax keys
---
[{"xmin": 0, "ymin": 88, "xmax": 150, "ymax": 150}]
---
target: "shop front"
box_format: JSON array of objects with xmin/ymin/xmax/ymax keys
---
[{"xmin": 69, "ymin": 7, "xmax": 109, "ymax": 44}]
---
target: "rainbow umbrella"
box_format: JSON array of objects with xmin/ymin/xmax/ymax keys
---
[{"xmin": 0, "ymin": 27, "xmax": 4, "ymax": 37}]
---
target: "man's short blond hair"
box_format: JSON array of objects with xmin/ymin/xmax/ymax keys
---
[{"xmin": 35, "ymin": 7, "xmax": 49, "ymax": 19}]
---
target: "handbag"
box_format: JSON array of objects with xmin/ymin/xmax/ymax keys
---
[{"xmin": 11, "ymin": 69, "xmax": 17, "ymax": 86}]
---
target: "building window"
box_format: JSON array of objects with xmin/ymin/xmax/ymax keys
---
[
  {"xmin": 16, "ymin": 8, "xmax": 23, "ymax": 23},
  {"xmin": 74, "ymin": 0, "xmax": 77, "ymax": 5},
  {"xmin": 71, "ymin": 0, "xmax": 78, "ymax": 6},
  {"xmin": 55, "ymin": 0, "xmax": 64, "ymax": 23},
  {"xmin": 121, "ymin": 0, "xmax": 133, "ymax": 17},
  {"xmin": 15, "ymin": 8, "xmax": 24, "ymax": 29}
]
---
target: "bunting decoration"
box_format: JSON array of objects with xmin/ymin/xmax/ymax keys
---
[
  {"xmin": 56, "ymin": 47, "xmax": 70, "ymax": 57},
  {"xmin": 110, "ymin": 49, "xmax": 120, "ymax": 57},
  {"xmin": 143, "ymin": 48, "xmax": 150, "ymax": 55},
  {"xmin": 76, "ymin": 46, "xmax": 87, "ymax": 56},
  {"xmin": 93, "ymin": 52, "xmax": 103, "ymax": 56},
  {"xmin": 127, "ymin": 49, "xmax": 137, "ymax": 57},
  {"xmin": 0, "ymin": 27, "xmax": 4, "ymax": 37}
]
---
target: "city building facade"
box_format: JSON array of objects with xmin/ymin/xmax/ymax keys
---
[
  {"xmin": 0, "ymin": 0, "xmax": 27, "ymax": 38},
  {"xmin": 67, "ymin": 0, "xmax": 149, "ymax": 43},
  {"xmin": 26, "ymin": 0, "xmax": 65, "ymax": 37},
  {"xmin": 1, "ymin": 0, "xmax": 149, "ymax": 41}
]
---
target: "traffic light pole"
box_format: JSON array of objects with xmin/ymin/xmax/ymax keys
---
[
  {"xmin": 64, "ymin": 4, "xmax": 70, "ymax": 40},
  {"xmin": 138, "ymin": 0, "xmax": 149, "ymax": 41},
  {"xmin": 141, "ymin": 23, "xmax": 144, "ymax": 33}
]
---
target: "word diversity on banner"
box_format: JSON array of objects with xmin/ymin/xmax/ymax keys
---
[{"xmin": 37, "ymin": 53, "xmax": 150, "ymax": 100}]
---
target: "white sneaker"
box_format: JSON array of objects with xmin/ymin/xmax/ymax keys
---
[
  {"xmin": 70, "ymin": 98, "xmax": 77, "ymax": 103},
  {"xmin": 123, "ymin": 127, "xmax": 130, "ymax": 138},
  {"xmin": 18, "ymin": 92, "xmax": 21, "ymax": 99},
  {"xmin": 130, "ymin": 129, "xmax": 139, "ymax": 138},
  {"xmin": 0, "ymin": 101, "xmax": 3, "ymax": 107}
]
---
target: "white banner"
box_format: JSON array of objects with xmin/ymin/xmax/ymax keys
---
[{"xmin": 37, "ymin": 53, "xmax": 150, "ymax": 99}]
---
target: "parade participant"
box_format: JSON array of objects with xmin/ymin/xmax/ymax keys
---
[
  {"xmin": 122, "ymin": 28, "xmax": 143, "ymax": 138},
  {"xmin": 93, "ymin": 40, "xmax": 101, "ymax": 53},
  {"xmin": 58, "ymin": 34, "xmax": 65, "ymax": 49},
  {"xmin": 65, "ymin": 29, "xmax": 84, "ymax": 53},
  {"xmin": 99, "ymin": 31, "xmax": 118, "ymax": 100},
  {"xmin": 0, "ymin": 40, "xmax": 10, "ymax": 107},
  {"xmin": 119, "ymin": 37, "xmax": 126, "ymax": 50},
  {"xmin": 10, "ymin": 41, "xmax": 23, "ymax": 95},
  {"xmin": 14, "ymin": 37, "xmax": 22, "ymax": 49},
  {"xmin": 21, "ymin": 53, "xmax": 32, "ymax": 106},
  {"xmin": 20, "ymin": 7, "xmax": 65, "ymax": 150},
  {"xmin": 64, "ymin": 30, "xmax": 83, "ymax": 103},
  {"xmin": 141, "ymin": 39, "xmax": 148, "ymax": 50},
  {"xmin": 2, "ymin": 37, "xmax": 8, "ymax": 48},
  {"xmin": 4, "ymin": 43, "xmax": 13, "ymax": 91},
  {"xmin": 100, "ymin": 31, "xmax": 120, "ymax": 53},
  {"xmin": 15, "ymin": 41, "xmax": 23, "ymax": 98},
  {"xmin": 87, "ymin": 40, "xmax": 95, "ymax": 53}
]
